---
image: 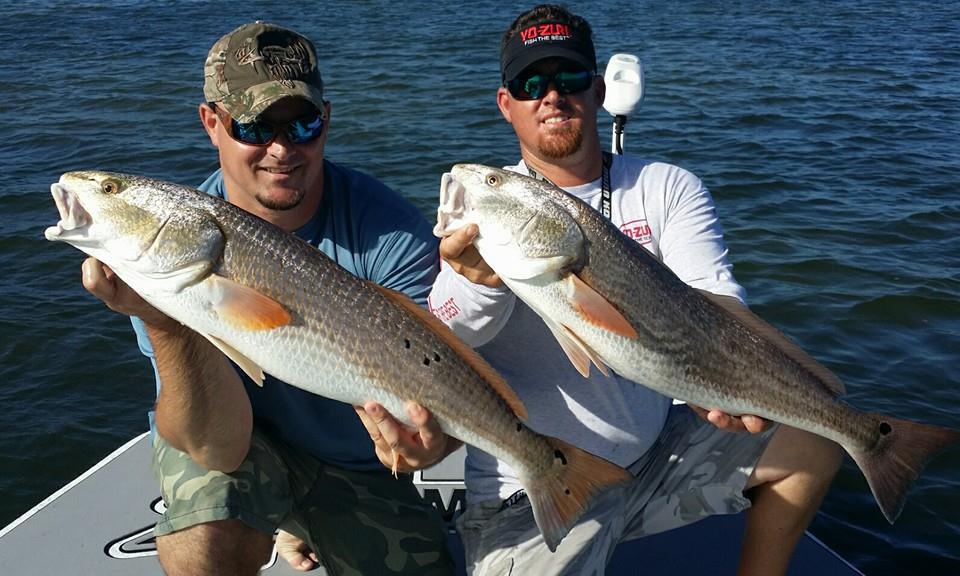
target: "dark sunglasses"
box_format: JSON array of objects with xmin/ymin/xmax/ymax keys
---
[
  {"xmin": 210, "ymin": 103, "xmax": 326, "ymax": 146},
  {"xmin": 505, "ymin": 69, "xmax": 595, "ymax": 101}
]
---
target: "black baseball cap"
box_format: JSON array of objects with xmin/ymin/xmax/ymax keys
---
[{"xmin": 500, "ymin": 20, "xmax": 596, "ymax": 83}]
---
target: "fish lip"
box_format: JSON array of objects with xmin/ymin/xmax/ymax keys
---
[
  {"xmin": 44, "ymin": 179, "xmax": 166, "ymax": 262},
  {"xmin": 436, "ymin": 173, "xmax": 463, "ymax": 233},
  {"xmin": 435, "ymin": 167, "xmax": 482, "ymax": 238},
  {"xmin": 44, "ymin": 182, "xmax": 92, "ymax": 240}
]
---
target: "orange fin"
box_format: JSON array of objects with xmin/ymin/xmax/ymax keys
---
[
  {"xmin": 373, "ymin": 284, "xmax": 527, "ymax": 420},
  {"xmin": 543, "ymin": 316, "xmax": 611, "ymax": 378},
  {"xmin": 698, "ymin": 291, "xmax": 845, "ymax": 395},
  {"xmin": 565, "ymin": 274, "xmax": 638, "ymax": 339},
  {"xmin": 201, "ymin": 333, "xmax": 265, "ymax": 386},
  {"xmin": 209, "ymin": 275, "xmax": 292, "ymax": 332},
  {"xmin": 526, "ymin": 437, "xmax": 632, "ymax": 552}
]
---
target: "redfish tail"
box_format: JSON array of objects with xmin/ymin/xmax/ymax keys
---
[
  {"xmin": 848, "ymin": 414, "xmax": 960, "ymax": 524},
  {"xmin": 525, "ymin": 437, "xmax": 633, "ymax": 552}
]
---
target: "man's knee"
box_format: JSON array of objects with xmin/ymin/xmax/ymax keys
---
[
  {"xmin": 790, "ymin": 426, "xmax": 844, "ymax": 480},
  {"xmin": 750, "ymin": 426, "xmax": 844, "ymax": 489},
  {"xmin": 157, "ymin": 519, "xmax": 273, "ymax": 576}
]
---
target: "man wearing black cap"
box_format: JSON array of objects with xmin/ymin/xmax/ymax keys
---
[
  {"xmin": 430, "ymin": 5, "xmax": 843, "ymax": 574},
  {"xmin": 81, "ymin": 22, "xmax": 455, "ymax": 576}
]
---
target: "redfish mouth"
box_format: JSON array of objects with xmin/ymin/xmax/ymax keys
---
[
  {"xmin": 44, "ymin": 183, "xmax": 92, "ymax": 241},
  {"xmin": 434, "ymin": 171, "xmax": 473, "ymax": 238}
]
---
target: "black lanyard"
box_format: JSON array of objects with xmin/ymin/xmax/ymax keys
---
[{"xmin": 526, "ymin": 151, "xmax": 614, "ymax": 219}]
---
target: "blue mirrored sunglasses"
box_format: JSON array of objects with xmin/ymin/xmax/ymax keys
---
[
  {"xmin": 505, "ymin": 69, "xmax": 594, "ymax": 101},
  {"xmin": 211, "ymin": 104, "xmax": 325, "ymax": 146}
]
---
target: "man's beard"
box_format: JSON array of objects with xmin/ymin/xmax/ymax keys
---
[
  {"xmin": 537, "ymin": 124, "xmax": 583, "ymax": 159},
  {"xmin": 256, "ymin": 188, "xmax": 306, "ymax": 211}
]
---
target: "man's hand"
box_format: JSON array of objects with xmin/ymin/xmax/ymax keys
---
[
  {"xmin": 689, "ymin": 404, "xmax": 769, "ymax": 434},
  {"xmin": 439, "ymin": 225, "xmax": 503, "ymax": 288},
  {"xmin": 81, "ymin": 257, "xmax": 177, "ymax": 329},
  {"xmin": 355, "ymin": 401, "xmax": 461, "ymax": 475},
  {"xmin": 275, "ymin": 530, "xmax": 318, "ymax": 572}
]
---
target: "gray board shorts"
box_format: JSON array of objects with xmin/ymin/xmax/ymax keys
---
[{"xmin": 456, "ymin": 403, "xmax": 776, "ymax": 575}]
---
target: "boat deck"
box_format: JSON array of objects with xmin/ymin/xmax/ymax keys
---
[{"xmin": 0, "ymin": 432, "xmax": 864, "ymax": 575}]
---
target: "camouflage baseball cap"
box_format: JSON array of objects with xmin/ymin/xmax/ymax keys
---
[{"xmin": 203, "ymin": 22, "xmax": 325, "ymax": 123}]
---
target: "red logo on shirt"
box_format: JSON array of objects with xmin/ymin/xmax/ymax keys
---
[
  {"xmin": 620, "ymin": 219, "xmax": 652, "ymax": 245},
  {"xmin": 429, "ymin": 296, "xmax": 462, "ymax": 322}
]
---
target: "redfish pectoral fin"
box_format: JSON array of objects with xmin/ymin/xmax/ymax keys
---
[
  {"xmin": 565, "ymin": 274, "xmax": 638, "ymax": 339},
  {"xmin": 208, "ymin": 275, "xmax": 292, "ymax": 331}
]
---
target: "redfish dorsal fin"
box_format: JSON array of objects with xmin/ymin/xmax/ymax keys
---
[
  {"xmin": 208, "ymin": 275, "xmax": 292, "ymax": 331},
  {"xmin": 698, "ymin": 290, "xmax": 846, "ymax": 395},
  {"xmin": 372, "ymin": 284, "xmax": 528, "ymax": 420}
]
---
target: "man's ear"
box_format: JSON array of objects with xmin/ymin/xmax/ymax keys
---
[
  {"xmin": 316, "ymin": 100, "xmax": 332, "ymax": 147},
  {"xmin": 593, "ymin": 75, "xmax": 606, "ymax": 107},
  {"xmin": 322, "ymin": 100, "xmax": 332, "ymax": 123},
  {"xmin": 497, "ymin": 86, "xmax": 513, "ymax": 124},
  {"xmin": 199, "ymin": 103, "xmax": 220, "ymax": 146}
]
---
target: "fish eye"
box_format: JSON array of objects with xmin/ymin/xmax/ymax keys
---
[
  {"xmin": 486, "ymin": 174, "xmax": 500, "ymax": 186},
  {"xmin": 102, "ymin": 179, "xmax": 121, "ymax": 195}
]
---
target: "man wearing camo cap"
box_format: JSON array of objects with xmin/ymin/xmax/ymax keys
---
[{"xmin": 82, "ymin": 21, "xmax": 456, "ymax": 576}]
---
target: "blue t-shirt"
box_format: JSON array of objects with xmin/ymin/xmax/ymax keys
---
[{"xmin": 134, "ymin": 160, "xmax": 439, "ymax": 470}]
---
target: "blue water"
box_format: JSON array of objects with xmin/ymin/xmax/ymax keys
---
[{"xmin": 1, "ymin": 1, "xmax": 958, "ymax": 574}]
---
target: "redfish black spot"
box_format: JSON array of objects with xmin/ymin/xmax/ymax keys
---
[
  {"xmin": 564, "ymin": 488, "xmax": 571, "ymax": 495},
  {"xmin": 554, "ymin": 450, "xmax": 567, "ymax": 465},
  {"xmin": 423, "ymin": 357, "xmax": 431, "ymax": 366},
  {"xmin": 516, "ymin": 423, "xmax": 522, "ymax": 432},
  {"xmin": 879, "ymin": 421, "xmax": 892, "ymax": 435},
  {"xmin": 433, "ymin": 352, "xmax": 441, "ymax": 362},
  {"xmin": 404, "ymin": 339, "xmax": 410, "ymax": 349}
]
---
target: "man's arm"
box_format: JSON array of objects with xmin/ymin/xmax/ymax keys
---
[
  {"xmin": 428, "ymin": 225, "xmax": 516, "ymax": 347},
  {"xmin": 150, "ymin": 322, "xmax": 253, "ymax": 471},
  {"xmin": 82, "ymin": 257, "xmax": 253, "ymax": 471}
]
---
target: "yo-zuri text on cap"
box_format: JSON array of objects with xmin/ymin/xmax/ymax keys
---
[{"xmin": 500, "ymin": 5, "xmax": 596, "ymax": 83}]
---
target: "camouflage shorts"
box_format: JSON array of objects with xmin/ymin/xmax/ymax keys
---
[
  {"xmin": 456, "ymin": 403, "xmax": 777, "ymax": 575},
  {"xmin": 152, "ymin": 428, "xmax": 454, "ymax": 576}
]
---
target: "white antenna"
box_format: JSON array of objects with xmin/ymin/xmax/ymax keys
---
[{"xmin": 602, "ymin": 54, "xmax": 644, "ymax": 153}]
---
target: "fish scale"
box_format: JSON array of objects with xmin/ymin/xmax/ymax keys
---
[
  {"xmin": 44, "ymin": 170, "xmax": 633, "ymax": 552},
  {"xmin": 444, "ymin": 163, "xmax": 960, "ymax": 525}
]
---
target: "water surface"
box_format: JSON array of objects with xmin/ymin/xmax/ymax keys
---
[{"xmin": 1, "ymin": 2, "xmax": 958, "ymax": 574}]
